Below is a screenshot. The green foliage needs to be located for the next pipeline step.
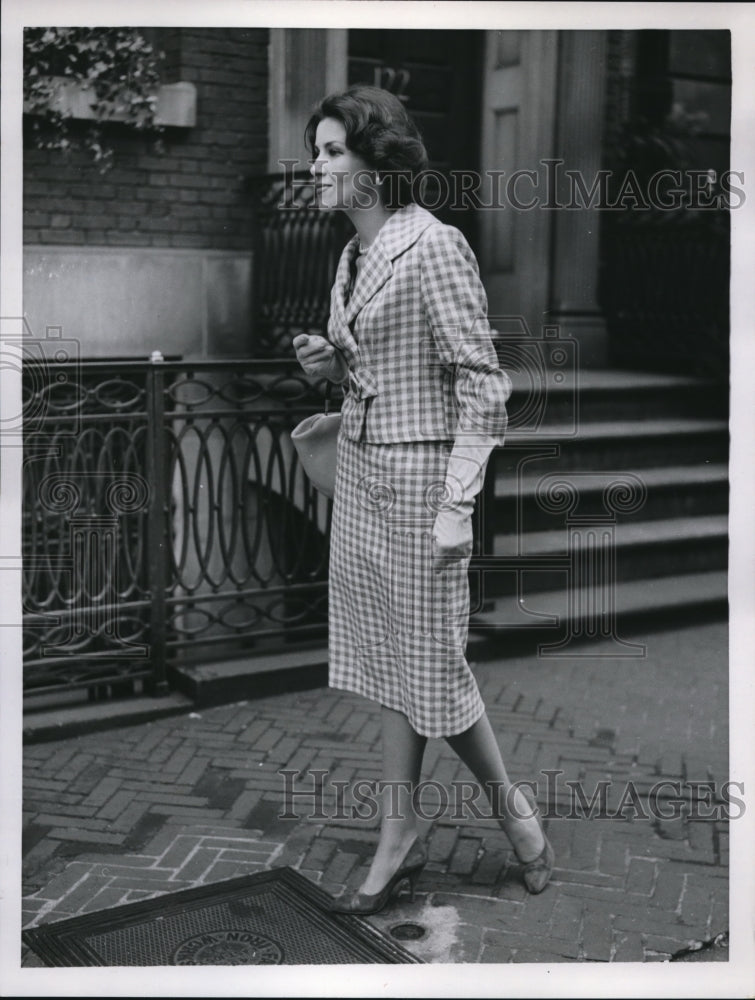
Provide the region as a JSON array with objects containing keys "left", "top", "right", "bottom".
[{"left": 24, "top": 27, "right": 166, "bottom": 172}]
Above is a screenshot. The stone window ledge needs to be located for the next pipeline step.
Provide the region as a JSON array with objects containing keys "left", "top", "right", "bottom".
[{"left": 24, "top": 78, "right": 197, "bottom": 128}]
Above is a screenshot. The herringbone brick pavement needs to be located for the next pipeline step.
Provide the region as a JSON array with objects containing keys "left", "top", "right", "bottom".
[{"left": 21, "top": 621, "right": 729, "bottom": 965}]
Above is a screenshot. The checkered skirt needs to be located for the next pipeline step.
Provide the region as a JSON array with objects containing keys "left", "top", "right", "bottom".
[{"left": 328, "top": 430, "right": 485, "bottom": 738}]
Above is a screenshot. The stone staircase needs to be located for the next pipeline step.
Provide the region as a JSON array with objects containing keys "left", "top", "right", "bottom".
[
  {"left": 466, "top": 368, "right": 728, "bottom": 657},
  {"left": 171, "top": 367, "right": 728, "bottom": 706}
]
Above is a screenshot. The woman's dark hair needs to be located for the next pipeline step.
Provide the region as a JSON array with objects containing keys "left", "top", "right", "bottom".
[{"left": 304, "top": 84, "right": 429, "bottom": 208}]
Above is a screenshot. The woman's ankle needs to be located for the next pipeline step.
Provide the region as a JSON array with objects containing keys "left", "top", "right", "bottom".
[{"left": 376, "top": 823, "right": 419, "bottom": 855}]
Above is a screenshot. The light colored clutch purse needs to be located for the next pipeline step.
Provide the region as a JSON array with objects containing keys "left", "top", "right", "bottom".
[{"left": 291, "top": 384, "right": 341, "bottom": 499}]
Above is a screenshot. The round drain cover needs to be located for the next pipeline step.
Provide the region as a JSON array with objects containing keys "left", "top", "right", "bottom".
[{"left": 389, "top": 922, "right": 426, "bottom": 941}]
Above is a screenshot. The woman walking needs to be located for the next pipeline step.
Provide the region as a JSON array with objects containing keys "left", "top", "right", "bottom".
[{"left": 293, "top": 85, "right": 553, "bottom": 914}]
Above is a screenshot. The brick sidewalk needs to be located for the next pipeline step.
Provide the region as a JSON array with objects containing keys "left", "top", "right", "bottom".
[{"left": 21, "top": 621, "right": 729, "bottom": 965}]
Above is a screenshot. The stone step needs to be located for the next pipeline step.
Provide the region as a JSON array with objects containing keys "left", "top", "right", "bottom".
[
  {"left": 467, "top": 569, "right": 728, "bottom": 659},
  {"left": 495, "top": 512, "right": 728, "bottom": 553},
  {"left": 491, "top": 463, "right": 729, "bottom": 526},
  {"left": 505, "top": 368, "right": 727, "bottom": 426},
  {"left": 22, "top": 691, "right": 194, "bottom": 744},
  {"left": 476, "top": 514, "right": 728, "bottom": 595},
  {"left": 169, "top": 643, "right": 329, "bottom": 708},
  {"left": 499, "top": 417, "right": 728, "bottom": 470}
]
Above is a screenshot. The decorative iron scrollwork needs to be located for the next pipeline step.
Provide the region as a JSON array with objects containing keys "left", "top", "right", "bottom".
[{"left": 23, "top": 359, "right": 334, "bottom": 697}]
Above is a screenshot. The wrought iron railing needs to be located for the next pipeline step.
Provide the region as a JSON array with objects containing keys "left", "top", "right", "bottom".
[
  {"left": 248, "top": 171, "right": 353, "bottom": 357},
  {"left": 23, "top": 358, "right": 336, "bottom": 698},
  {"left": 599, "top": 212, "right": 729, "bottom": 380}
]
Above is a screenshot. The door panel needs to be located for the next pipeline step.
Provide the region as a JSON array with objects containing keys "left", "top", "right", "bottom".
[
  {"left": 347, "top": 29, "right": 484, "bottom": 248},
  {"left": 480, "top": 30, "right": 557, "bottom": 331}
]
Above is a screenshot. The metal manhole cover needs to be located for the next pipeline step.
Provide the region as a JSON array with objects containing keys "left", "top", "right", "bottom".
[
  {"left": 173, "top": 929, "right": 284, "bottom": 965},
  {"left": 23, "top": 867, "right": 423, "bottom": 966}
]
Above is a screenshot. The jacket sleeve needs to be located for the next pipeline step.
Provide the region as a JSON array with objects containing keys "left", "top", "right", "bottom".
[{"left": 419, "top": 224, "right": 511, "bottom": 445}]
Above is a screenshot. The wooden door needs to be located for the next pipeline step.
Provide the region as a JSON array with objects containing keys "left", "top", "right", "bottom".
[
  {"left": 479, "top": 30, "right": 558, "bottom": 331},
  {"left": 347, "top": 29, "right": 484, "bottom": 249}
]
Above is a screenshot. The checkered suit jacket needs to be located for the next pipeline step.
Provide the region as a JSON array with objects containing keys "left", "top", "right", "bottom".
[{"left": 326, "top": 202, "right": 511, "bottom": 444}]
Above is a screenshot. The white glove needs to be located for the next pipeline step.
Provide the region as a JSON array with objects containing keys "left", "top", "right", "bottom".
[
  {"left": 432, "top": 432, "right": 498, "bottom": 573},
  {"left": 293, "top": 334, "right": 349, "bottom": 384}
]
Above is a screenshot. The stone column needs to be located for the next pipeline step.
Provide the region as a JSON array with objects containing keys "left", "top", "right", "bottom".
[{"left": 268, "top": 29, "right": 348, "bottom": 173}]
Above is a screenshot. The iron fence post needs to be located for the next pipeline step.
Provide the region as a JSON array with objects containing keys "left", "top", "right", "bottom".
[{"left": 146, "top": 351, "right": 169, "bottom": 695}]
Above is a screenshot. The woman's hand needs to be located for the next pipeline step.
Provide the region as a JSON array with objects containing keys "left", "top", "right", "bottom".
[
  {"left": 432, "top": 508, "right": 473, "bottom": 573},
  {"left": 293, "top": 334, "right": 348, "bottom": 383},
  {"left": 431, "top": 434, "right": 497, "bottom": 573}
]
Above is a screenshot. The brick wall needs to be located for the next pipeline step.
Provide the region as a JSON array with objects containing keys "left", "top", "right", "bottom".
[{"left": 23, "top": 28, "right": 269, "bottom": 252}]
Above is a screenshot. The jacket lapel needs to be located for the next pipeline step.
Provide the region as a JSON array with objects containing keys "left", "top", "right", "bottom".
[
  {"left": 344, "top": 246, "right": 393, "bottom": 325},
  {"left": 328, "top": 235, "right": 360, "bottom": 356},
  {"left": 344, "top": 203, "right": 439, "bottom": 325},
  {"left": 331, "top": 235, "right": 358, "bottom": 324}
]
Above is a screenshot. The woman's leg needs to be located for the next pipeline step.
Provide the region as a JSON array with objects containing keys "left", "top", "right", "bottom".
[
  {"left": 445, "top": 710, "right": 545, "bottom": 862},
  {"left": 357, "top": 704, "right": 427, "bottom": 895}
]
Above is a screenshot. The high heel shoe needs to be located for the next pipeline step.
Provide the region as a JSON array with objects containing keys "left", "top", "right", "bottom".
[
  {"left": 328, "top": 837, "right": 428, "bottom": 916},
  {"left": 515, "top": 786, "right": 555, "bottom": 895}
]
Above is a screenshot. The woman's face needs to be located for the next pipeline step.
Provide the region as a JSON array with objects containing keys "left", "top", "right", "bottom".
[{"left": 310, "top": 117, "right": 378, "bottom": 211}]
